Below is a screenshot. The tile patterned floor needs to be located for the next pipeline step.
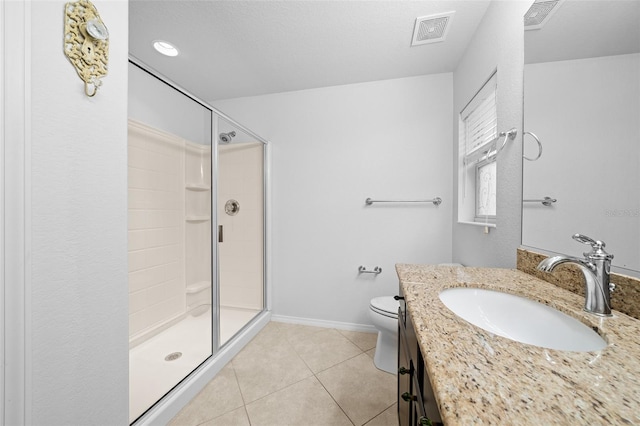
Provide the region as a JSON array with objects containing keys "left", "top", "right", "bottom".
[{"left": 169, "top": 322, "right": 398, "bottom": 426}]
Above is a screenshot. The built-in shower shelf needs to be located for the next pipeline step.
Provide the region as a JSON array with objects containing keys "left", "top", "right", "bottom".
[
  {"left": 186, "top": 281, "right": 211, "bottom": 294},
  {"left": 185, "top": 215, "right": 210, "bottom": 222},
  {"left": 185, "top": 183, "right": 210, "bottom": 191}
]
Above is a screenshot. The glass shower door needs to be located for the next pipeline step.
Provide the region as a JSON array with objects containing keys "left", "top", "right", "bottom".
[
  {"left": 216, "top": 117, "right": 265, "bottom": 344},
  {"left": 127, "top": 62, "right": 268, "bottom": 423},
  {"left": 128, "top": 62, "right": 214, "bottom": 423}
]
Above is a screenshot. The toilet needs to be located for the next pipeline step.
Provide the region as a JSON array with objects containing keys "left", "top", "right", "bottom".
[
  {"left": 369, "top": 263, "right": 463, "bottom": 374},
  {"left": 369, "top": 296, "right": 400, "bottom": 374}
]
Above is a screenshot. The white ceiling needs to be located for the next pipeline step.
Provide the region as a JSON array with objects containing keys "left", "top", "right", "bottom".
[
  {"left": 525, "top": 0, "right": 640, "bottom": 64},
  {"left": 129, "top": 0, "right": 492, "bottom": 102}
]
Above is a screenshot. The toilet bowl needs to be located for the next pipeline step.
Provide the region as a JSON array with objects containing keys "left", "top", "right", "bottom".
[
  {"left": 369, "top": 263, "right": 463, "bottom": 374},
  {"left": 369, "top": 296, "right": 399, "bottom": 374}
]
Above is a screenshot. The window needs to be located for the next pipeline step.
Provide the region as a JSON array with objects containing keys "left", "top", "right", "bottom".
[
  {"left": 458, "top": 71, "right": 498, "bottom": 226},
  {"left": 476, "top": 159, "right": 496, "bottom": 218}
]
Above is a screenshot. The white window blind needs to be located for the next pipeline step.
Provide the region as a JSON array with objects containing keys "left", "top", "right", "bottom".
[
  {"left": 458, "top": 71, "right": 498, "bottom": 224},
  {"left": 461, "top": 73, "right": 497, "bottom": 164}
]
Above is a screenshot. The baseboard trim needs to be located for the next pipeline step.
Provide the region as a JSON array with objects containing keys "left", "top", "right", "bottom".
[{"left": 271, "top": 314, "right": 376, "bottom": 333}]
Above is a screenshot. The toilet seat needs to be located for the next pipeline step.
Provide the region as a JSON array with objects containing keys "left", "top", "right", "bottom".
[
  {"left": 369, "top": 296, "right": 398, "bottom": 319},
  {"left": 369, "top": 296, "right": 399, "bottom": 373}
]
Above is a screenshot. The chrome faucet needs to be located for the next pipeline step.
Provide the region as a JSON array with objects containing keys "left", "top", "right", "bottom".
[{"left": 536, "top": 234, "right": 614, "bottom": 316}]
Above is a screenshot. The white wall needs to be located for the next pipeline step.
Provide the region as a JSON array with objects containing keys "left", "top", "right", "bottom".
[
  {"left": 28, "top": 1, "right": 129, "bottom": 424},
  {"left": 214, "top": 74, "right": 453, "bottom": 327},
  {"left": 523, "top": 54, "right": 640, "bottom": 271},
  {"left": 452, "top": 1, "right": 529, "bottom": 268}
]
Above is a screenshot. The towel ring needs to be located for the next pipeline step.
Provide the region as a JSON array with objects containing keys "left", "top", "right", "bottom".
[{"left": 523, "top": 132, "right": 542, "bottom": 161}]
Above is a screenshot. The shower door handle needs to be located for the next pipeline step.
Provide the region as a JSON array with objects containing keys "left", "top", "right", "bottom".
[{"left": 218, "top": 225, "right": 223, "bottom": 243}]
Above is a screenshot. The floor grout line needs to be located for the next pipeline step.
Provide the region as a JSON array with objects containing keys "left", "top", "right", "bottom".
[
  {"left": 362, "top": 401, "right": 397, "bottom": 426},
  {"left": 240, "top": 328, "right": 364, "bottom": 424},
  {"left": 313, "top": 348, "right": 366, "bottom": 375},
  {"left": 313, "top": 348, "right": 393, "bottom": 426},
  {"left": 229, "top": 361, "right": 249, "bottom": 407},
  {"left": 170, "top": 322, "right": 396, "bottom": 426},
  {"left": 314, "top": 369, "right": 357, "bottom": 426},
  {"left": 243, "top": 404, "right": 252, "bottom": 426},
  {"left": 243, "top": 374, "right": 314, "bottom": 407},
  {"left": 237, "top": 326, "right": 315, "bottom": 406}
]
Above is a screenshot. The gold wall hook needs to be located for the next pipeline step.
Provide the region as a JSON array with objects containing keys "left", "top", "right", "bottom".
[
  {"left": 63, "top": 0, "right": 109, "bottom": 97},
  {"left": 84, "top": 80, "right": 98, "bottom": 97}
]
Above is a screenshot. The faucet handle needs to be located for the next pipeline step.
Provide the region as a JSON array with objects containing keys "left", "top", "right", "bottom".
[
  {"left": 572, "top": 234, "right": 613, "bottom": 260},
  {"left": 572, "top": 234, "right": 604, "bottom": 248}
]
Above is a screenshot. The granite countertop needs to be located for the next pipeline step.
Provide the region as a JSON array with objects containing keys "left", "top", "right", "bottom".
[{"left": 396, "top": 263, "right": 640, "bottom": 425}]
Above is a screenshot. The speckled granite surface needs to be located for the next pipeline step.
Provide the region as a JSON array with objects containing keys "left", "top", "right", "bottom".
[
  {"left": 517, "top": 248, "right": 640, "bottom": 320},
  {"left": 397, "top": 263, "right": 640, "bottom": 425}
]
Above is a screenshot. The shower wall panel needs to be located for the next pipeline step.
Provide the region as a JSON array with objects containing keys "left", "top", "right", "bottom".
[
  {"left": 218, "top": 143, "right": 264, "bottom": 310},
  {"left": 128, "top": 121, "right": 186, "bottom": 341},
  {"left": 185, "top": 141, "right": 212, "bottom": 310}
]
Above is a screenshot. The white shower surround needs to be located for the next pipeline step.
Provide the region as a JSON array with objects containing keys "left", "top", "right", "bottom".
[
  {"left": 128, "top": 120, "right": 213, "bottom": 345},
  {"left": 128, "top": 121, "right": 187, "bottom": 342},
  {"left": 218, "top": 142, "right": 264, "bottom": 310}
]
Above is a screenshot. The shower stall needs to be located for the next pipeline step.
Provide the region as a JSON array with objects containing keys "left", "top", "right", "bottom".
[{"left": 127, "top": 62, "right": 268, "bottom": 423}]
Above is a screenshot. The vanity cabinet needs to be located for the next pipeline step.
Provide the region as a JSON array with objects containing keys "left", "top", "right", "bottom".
[{"left": 397, "top": 289, "right": 442, "bottom": 426}]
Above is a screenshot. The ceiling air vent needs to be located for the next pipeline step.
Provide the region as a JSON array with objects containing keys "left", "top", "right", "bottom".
[
  {"left": 411, "top": 11, "right": 455, "bottom": 46},
  {"left": 524, "top": 0, "right": 565, "bottom": 30}
]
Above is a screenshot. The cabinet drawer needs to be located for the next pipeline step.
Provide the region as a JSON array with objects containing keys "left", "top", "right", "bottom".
[
  {"left": 398, "top": 285, "right": 443, "bottom": 426},
  {"left": 398, "top": 319, "right": 413, "bottom": 426},
  {"left": 418, "top": 351, "right": 443, "bottom": 424}
]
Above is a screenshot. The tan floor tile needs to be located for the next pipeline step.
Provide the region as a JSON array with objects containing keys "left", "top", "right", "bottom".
[
  {"left": 339, "top": 330, "right": 378, "bottom": 351},
  {"left": 317, "top": 353, "right": 396, "bottom": 426},
  {"left": 292, "top": 328, "right": 362, "bottom": 373},
  {"left": 258, "top": 321, "right": 281, "bottom": 333},
  {"left": 270, "top": 321, "right": 326, "bottom": 342},
  {"left": 238, "top": 321, "right": 287, "bottom": 353},
  {"left": 363, "top": 403, "right": 398, "bottom": 426},
  {"left": 169, "top": 364, "right": 243, "bottom": 426},
  {"left": 245, "top": 376, "right": 353, "bottom": 426},
  {"left": 232, "top": 329, "right": 313, "bottom": 403},
  {"left": 171, "top": 323, "right": 398, "bottom": 426},
  {"left": 201, "top": 407, "right": 250, "bottom": 426}
]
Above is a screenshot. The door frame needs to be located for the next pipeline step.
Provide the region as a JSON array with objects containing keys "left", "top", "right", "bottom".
[{"left": 2, "top": 1, "right": 32, "bottom": 424}]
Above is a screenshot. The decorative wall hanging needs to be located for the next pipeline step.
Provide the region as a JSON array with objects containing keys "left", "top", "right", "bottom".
[{"left": 63, "top": 0, "right": 109, "bottom": 97}]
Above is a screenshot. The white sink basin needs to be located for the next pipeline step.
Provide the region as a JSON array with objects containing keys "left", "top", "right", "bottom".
[{"left": 439, "top": 287, "right": 607, "bottom": 352}]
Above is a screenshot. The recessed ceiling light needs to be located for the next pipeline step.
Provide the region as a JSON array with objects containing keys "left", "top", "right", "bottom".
[{"left": 153, "top": 40, "right": 179, "bottom": 57}]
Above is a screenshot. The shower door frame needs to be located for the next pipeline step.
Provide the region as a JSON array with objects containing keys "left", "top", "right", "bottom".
[
  {"left": 128, "top": 56, "right": 271, "bottom": 425},
  {"left": 214, "top": 118, "right": 269, "bottom": 347}
]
